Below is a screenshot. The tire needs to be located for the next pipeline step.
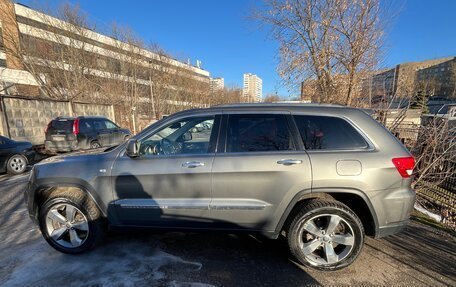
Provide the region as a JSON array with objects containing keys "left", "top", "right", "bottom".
[
  {"left": 6, "top": 154, "right": 28, "bottom": 175},
  {"left": 287, "top": 199, "right": 364, "bottom": 271},
  {"left": 38, "top": 188, "right": 105, "bottom": 254},
  {"left": 90, "top": 141, "right": 101, "bottom": 149}
]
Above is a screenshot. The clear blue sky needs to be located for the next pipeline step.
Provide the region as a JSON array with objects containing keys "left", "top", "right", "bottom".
[{"left": 18, "top": 0, "right": 456, "bottom": 98}]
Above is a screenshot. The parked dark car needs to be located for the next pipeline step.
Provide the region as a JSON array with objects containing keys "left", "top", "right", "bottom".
[
  {"left": 44, "top": 116, "right": 131, "bottom": 153},
  {"left": 0, "top": 135, "right": 35, "bottom": 175}
]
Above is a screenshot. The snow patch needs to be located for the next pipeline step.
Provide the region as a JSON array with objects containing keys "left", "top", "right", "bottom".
[
  {"left": 3, "top": 237, "right": 205, "bottom": 287},
  {"left": 414, "top": 203, "right": 441, "bottom": 222}
]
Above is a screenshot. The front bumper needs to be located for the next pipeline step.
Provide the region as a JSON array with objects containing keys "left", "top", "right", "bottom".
[{"left": 24, "top": 169, "right": 39, "bottom": 224}]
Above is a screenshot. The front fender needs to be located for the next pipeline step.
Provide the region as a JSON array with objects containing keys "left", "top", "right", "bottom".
[{"left": 30, "top": 178, "right": 109, "bottom": 220}]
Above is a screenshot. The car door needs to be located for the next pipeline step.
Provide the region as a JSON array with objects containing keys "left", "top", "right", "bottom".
[
  {"left": 93, "top": 119, "right": 112, "bottom": 146},
  {"left": 210, "top": 112, "right": 312, "bottom": 232},
  {"left": 292, "top": 113, "right": 378, "bottom": 198},
  {"left": 104, "top": 119, "right": 122, "bottom": 144},
  {"left": 110, "top": 113, "right": 221, "bottom": 227},
  {"left": 0, "top": 136, "right": 14, "bottom": 172}
]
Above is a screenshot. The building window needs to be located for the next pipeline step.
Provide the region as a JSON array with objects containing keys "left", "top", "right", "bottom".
[{"left": 0, "top": 59, "right": 6, "bottom": 67}]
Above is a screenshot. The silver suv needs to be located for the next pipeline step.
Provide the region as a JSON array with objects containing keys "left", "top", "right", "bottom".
[{"left": 25, "top": 104, "right": 415, "bottom": 270}]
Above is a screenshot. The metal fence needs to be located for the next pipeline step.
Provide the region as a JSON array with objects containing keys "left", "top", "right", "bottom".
[{"left": 385, "top": 120, "right": 455, "bottom": 228}]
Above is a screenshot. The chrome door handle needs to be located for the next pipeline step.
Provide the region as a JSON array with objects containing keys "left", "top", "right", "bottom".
[
  {"left": 182, "top": 161, "right": 205, "bottom": 168},
  {"left": 277, "top": 159, "right": 303, "bottom": 165}
]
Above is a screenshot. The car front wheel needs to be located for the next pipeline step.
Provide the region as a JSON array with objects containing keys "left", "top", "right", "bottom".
[
  {"left": 287, "top": 199, "right": 364, "bottom": 271},
  {"left": 39, "top": 189, "right": 105, "bottom": 254}
]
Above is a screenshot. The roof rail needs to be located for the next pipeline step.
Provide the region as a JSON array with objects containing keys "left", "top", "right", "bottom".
[{"left": 213, "top": 102, "right": 345, "bottom": 108}]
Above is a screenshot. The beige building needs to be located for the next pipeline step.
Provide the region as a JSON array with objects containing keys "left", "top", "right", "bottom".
[
  {"left": 363, "top": 57, "right": 456, "bottom": 100},
  {"left": 210, "top": 77, "right": 224, "bottom": 93},
  {"left": 0, "top": 0, "right": 212, "bottom": 136},
  {"left": 242, "top": 73, "right": 262, "bottom": 102}
]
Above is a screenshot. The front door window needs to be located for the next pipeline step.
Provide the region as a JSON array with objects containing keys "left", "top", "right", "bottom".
[{"left": 139, "top": 116, "right": 216, "bottom": 156}]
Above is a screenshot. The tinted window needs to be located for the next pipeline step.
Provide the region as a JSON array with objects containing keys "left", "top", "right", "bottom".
[
  {"left": 104, "top": 120, "right": 118, "bottom": 129},
  {"left": 226, "top": 114, "right": 293, "bottom": 152},
  {"left": 50, "top": 119, "right": 73, "bottom": 132},
  {"left": 79, "top": 119, "right": 93, "bottom": 132},
  {"left": 294, "top": 115, "right": 368, "bottom": 150},
  {"left": 92, "top": 119, "right": 107, "bottom": 130},
  {"left": 140, "top": 116, "right": 216, "bottom": 155}
]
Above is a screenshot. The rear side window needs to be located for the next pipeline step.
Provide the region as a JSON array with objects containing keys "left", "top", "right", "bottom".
[
  {"left": 293, "top": 115, "right": 368, "bottom": 150},
  {"left": 104, "top": 120, "right": 118, "bottom": 129},
  {"left": 79, "top": 119, "right": 93, "bottom": 132},
  {"left": 226, "top": 114, "right": 294, "bottom": 152},
  {"left": 92, "top": 119, "right": 107, "bottom": 130}
]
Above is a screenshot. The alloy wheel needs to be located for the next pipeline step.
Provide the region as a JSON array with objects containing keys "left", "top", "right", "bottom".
[
  {"left": 9, "top": 155, "right": 26, "bottom": 173},
  {"left": 91, "top": 142, "right": 101, "bottom": 149},
  {"left": 45, "top": 203, "right": 89, "bottom": 248},
  {"left": 297, "top": 214, "right": 355, "bottom": 266}
]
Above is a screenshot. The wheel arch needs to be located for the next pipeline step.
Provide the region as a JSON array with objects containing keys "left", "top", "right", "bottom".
[
  {"left": 272, "top": 188, "right": 378, "bottom": 238},
  {"left": 33, "top": 181, "right": 107, "bottom": 220}
]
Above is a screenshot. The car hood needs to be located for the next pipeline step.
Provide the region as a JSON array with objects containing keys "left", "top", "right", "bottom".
[{"left": 39, "top": 147, "right": 113, "bottom": 164}]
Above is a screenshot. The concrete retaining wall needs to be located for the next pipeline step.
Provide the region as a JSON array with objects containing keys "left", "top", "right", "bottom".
[{"left": 0, "top": 96, "right": 114, "bottom": 145}]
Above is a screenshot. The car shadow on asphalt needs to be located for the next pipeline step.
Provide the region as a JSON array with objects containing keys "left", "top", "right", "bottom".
[
  {"left": 103, "top": 229, "right": 321, "bottom": 286},
  {"left": 367, "top": 222, "right": 456, "bottom": 286}
]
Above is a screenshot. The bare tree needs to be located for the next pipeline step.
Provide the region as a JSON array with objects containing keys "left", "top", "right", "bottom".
[
  {"left": 1, "top": 3, "right": 102, "bottom": 103},
  {"left": 263, "top": 94, "right": 281, "bottom": 102},
  {"left": 254, "top": 0, "right": 387, "bottom": 105},
  {"left": 412, "top": 117, "right": 455, "bottom": 189}
]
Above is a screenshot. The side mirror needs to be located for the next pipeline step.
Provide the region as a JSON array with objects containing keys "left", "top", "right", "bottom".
[
  {"left": 181, "top": 131, "right": 192, "bottom": 141},
  {"left": 126, "top": 139, "right": 139, "bottom": 158}
]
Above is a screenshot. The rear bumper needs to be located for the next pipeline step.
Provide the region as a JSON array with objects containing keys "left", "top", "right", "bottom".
[
  {"left": 376, "top": 219, "right": 409, "bottom": 238},
  {"left": 45, "top": 140, "right": 78, "bottom": 152},
  {"left": 370, "top": 186, "right": 415, "bottom": 238}
]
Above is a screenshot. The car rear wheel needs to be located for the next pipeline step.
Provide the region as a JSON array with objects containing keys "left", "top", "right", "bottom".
[
  {"left": 6, "top": 154, "right": 28, "bottom": 175},
  {"left": 90, "top": 141, "right": 101, "bottom": 149},
  {"left": 287, "top": 199, "right": 364, "bottom": 271},
  {"left": 39, "top": 189, "right": 105, "bottom": 254}
]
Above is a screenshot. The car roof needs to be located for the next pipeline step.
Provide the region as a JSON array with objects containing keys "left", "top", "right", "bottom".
[
  {"left": 214, "top": 102, "right": 344, "bottom": 108},
  {"left": 52, "top": 116, "right": 108, "bottom": 120},
  {"left": 168, "top": 103, "right": 362, "bottom": 118}
]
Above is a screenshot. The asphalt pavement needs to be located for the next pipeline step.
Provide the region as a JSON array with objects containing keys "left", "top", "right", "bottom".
[{"left": 0, "top": 173, "right": 455, "bottom": 287}]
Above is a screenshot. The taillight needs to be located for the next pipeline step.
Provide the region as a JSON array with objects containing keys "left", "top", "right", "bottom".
[
  {"left": 45, "top": 121, "right": 52, "bottom": 133},
  {"left": 73, "top": 119, "right": 80, "bottom": 135},
  {"left": 392, "top": 157, "right": 415, "bottom": 178}
]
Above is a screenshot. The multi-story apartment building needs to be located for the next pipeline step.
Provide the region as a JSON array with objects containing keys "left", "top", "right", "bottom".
[
  {"left": 0, "top": 0, "right": 211, "bottom": 129},
  {"left": 363, "top": 57, "right": 456, "bottom": 100},
  {"left": 242, "top": 73, "right": 262, "bottom": 102},
  {"left": 210, "top": 77, "right": 224, "bottom": 93}
]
